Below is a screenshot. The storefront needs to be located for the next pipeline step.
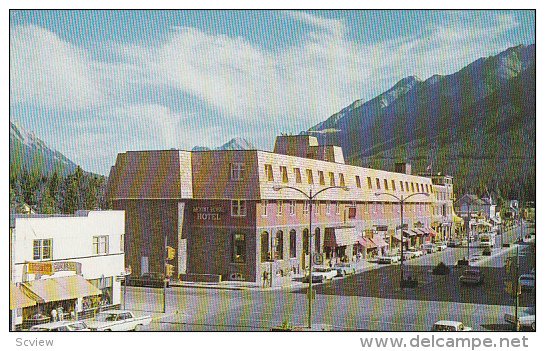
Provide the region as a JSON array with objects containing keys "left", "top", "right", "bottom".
[{"left": 324, "top": 226, "right": 358, "bottom": 262}]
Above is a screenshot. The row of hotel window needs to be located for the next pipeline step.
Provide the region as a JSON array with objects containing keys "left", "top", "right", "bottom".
[
  {"left": 232, "top": 228, "right": 333, "bottom": 264},
  {"left": 231, "top": 199, "right": 451, "bottom": 217},
  {"left": 230, "top": 162, "right": 438, "bottom": 194},
  {"left": 32, "top": 235, "right": 123, "bottom": 260}
]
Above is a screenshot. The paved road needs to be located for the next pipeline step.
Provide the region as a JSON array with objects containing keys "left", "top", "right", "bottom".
[{"left": 124, "top": 223, "right": 534, "bottom": 331}]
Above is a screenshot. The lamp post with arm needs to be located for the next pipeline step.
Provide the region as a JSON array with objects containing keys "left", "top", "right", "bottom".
[
  {"left": 375, "top": 192, "right": 430, "bottom": 289},
  {"left": 273, "top": 185, "right": 349, "bottom": 329}
]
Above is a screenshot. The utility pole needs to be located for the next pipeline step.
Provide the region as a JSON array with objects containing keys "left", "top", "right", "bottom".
[
  {"left": 163, "top": 235, "right": 167, "bottom": 314},
  {"left": 515, "top": 243, "right": 520, "bottom": 331}
]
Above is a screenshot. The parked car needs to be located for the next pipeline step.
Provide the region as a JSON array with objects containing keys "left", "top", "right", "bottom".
[
  {"left": 87, "top": 310, "right": 152, "bottom": 331},
  {"left": 504, "top": 306, "right": 535, "bottom": 331},
  {"left": 128, "top": 272, "right": 170, "bottom": 288},
  {"left": 422, "top": 243, "right": 437, "bottom": 254},
  {"left": 436, "top": 242, "right": 448, "bottom": 251},
  {"left": 303, "top": 266, "right": 336, "bottom": 283},
  {"left": 378, "top": 255, "right": 400, "bottom": 264},
  {"left": 271, "top": 323, "right": 333, "bottom": 331},
  {"left": 519, "top": 274, "right": 535, "bottom": 291},
  {"left": 334, "top": 263, "right": 356, "bottom": 277},
  {"left": 30, "top": 320, "right": 90, "bottom": 331},
  {"left": 432, "top": 320, "right": 472, "bottom": 331},
  {"left": 459, "top": 268, "right": 484, "bottom": 285},
  {"left": 406, "top": 248, "right": 423, "bottom": 257},
  {"left": 447, "top": 240, "right": 458, "bottom": 247}
]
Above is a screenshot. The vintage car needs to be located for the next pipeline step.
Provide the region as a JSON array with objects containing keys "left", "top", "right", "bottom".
[
  {"left": 87, "top": 310, "right": 152, "bottom": 331},
  {"left": 29, "top": 320, "right": 89, "bottom": 331},
  {"left": 505, "top": 306, "right": 535, "bottom": 331},
  {"left": 432, "top": 320, "right": 472, "bottom": 331}
]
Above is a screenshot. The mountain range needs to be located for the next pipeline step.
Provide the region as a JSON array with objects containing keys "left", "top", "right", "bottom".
[
  {"left": 192, "top": 137, "right": 256, "bottom": 151},
  {"left": 308, "top": 44, "right": 535, "bottom": 201}
]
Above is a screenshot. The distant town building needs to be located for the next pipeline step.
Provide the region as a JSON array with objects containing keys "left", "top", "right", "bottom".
[
  {"left": 107, "top": 135, "right": 454, "bottom": 287},
  {"left": 9, "top": 210, "right": 125, "bottom": 330}
]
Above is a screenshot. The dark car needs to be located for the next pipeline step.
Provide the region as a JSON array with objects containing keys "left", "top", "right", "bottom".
[{"left": 129, "top": 272, "right": 170, "bottom": 288}]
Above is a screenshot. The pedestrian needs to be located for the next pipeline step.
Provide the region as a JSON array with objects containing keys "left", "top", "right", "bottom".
[
  {"left": 50, "top": 308, "right": 58, "bottom": 322},
  {"left": 70, "top": 310, "right": 76, "bottom": 320},
  {"left": 57, "top": 306, "right": 64, "bottom": 321},
  {"left": 262, "top": 271, "right": 269, "bottom": 288}
]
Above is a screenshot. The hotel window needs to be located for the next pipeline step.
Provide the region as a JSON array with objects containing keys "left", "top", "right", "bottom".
[
  {"left": 355, "top": 175, "right": 361, "bottom": 188},
  {"left": 306, "top": 169, "right": 314, "bottom": 184},
  {"left": 289, "top": 200, "right": 296, "bottom": 216},
  {"left": 277, "top": 200, "right": 283, "bottom": 215},
  {"left": 376, "top": 178, "right": 381, "bottom": 189},
  {"left": 261, "top": 200, "right": 268, "bottom": 216},
  {"left": 384, "top": 179, "right": 389, "bottom": 190},
  {"left": 294, "top": 168, "right": 302, "bottom": 183},
  {"left": 335, "top": 201, "right": 341, "bottom": 215},
  {"left": 425, "top": 184, "right": 429, "bottom": 193},
  {"left": 339, "top": 173, "right": 345, "bottom": 187},
  {"left": 33, "top": 239, "right": 52, "bottom": 260},
  {"left": 265, "top": 164, "right": 274, "bottom": 181},
  {"left": 367, "top": 177, "right": 372, "bottom": 189},
  {"left": 391, "top": 180, "right": 396, "bottom": 191},
  {"left": 329, "top": 172, "right": 335, "bottom": 186},
  {"left": 93, "top": 236, "right": 109, "bottom": 255},
  {"left": 303, "top": 201, "right": 310, "bottom": 214},
  {"left": 230, "top": 162, "right": 245, "bottom": 181},
  {"left": 231, "top": 200, "right": 247, "bottom": 217},
  {"left": 261, "top": 232, "right": 270, "bottom": 262},
  {"left": 315, "top": 228, "right": 321, "bottom": 253},
  {"left": 303, "top": 229, "right": 309, "bottom": 255},
  {"left": 289, "top": 230, "right": 297, "bottom": 258},
  {"left": 411, "top": 183, "right": 415, "bottom": 192},
  {"left": 326, "top": 201, "right": 331, "bottom": 215},
  {"left": 405, "top": 181, "right": 409, "bottom": 192},
  {"left": 400, "top": 181, "right": 404, "bottom": 192},
  {"left": 274, "top": 231, "right": 284, "bottom": 260},
  {"left": 348, "top": 205, "right": 356, "bottom": 219},
  {"left": 233, "top": 233, "right": 246, "bottom": 263},
  {"left": 280, "top": 166, "right": 288, "bottom": 183},
  {"left": 319, "top": 171, "right": 325, "bottom": 185}
]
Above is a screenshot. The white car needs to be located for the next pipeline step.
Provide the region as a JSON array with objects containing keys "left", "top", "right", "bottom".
[
  {"left": 422, "top": 243, "right": 437, "bottom": 254},
  {"left": 406, "top": 248, "right": 423, "bottom": 257},
  {"left": 504, "top": 306, "right": 535, "bottom": 331},
  {"left": 312, "top": 266, "right": 337, "bottom": 281},
  {"left": 435, "top": 242, "right": 448, "bottom": 251},
  {"left": 432, "top": 320, "right": 472, "bottom": 331},
  {"left": 378, "top": 255, "right": 400, "bottom": 264},
  {"left": 87, "top": 310, "right": 152, "bottom": 331},
  {"left": 30, "top": 320, "right": 89, "bottom": 331}
]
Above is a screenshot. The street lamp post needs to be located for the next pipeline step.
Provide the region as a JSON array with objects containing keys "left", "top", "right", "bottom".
[
  {"left": 375, "top": 192, "right": 430, "bottom": 289},
  {"left": 273, "top": 185, "right": 349, "bottom": 329}
]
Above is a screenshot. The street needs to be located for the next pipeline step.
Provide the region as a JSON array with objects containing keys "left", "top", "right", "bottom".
[{"left": 123, "top": 223, "right": 534, "bottom": 331}]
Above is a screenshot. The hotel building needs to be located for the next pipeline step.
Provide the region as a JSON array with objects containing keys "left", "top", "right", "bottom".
[{"left": 107, "top": 135, "right": 454, "bottom": 286}]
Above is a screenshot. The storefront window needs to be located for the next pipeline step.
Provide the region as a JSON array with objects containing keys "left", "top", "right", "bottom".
[
  {"left": 303, "top": 229, "right": 309, "bottom": 255},
  {"left": 289, "top": 230, "right": 296, "bottom": 258},
  {"left": 261, "top": 232, "right": 270, "bottom": 262},
  {"left": 274, "top": 231, "right": 284, "bottom": 260},
  {"left": 233, "top": 233, "right": 246, "bottom": 263}
]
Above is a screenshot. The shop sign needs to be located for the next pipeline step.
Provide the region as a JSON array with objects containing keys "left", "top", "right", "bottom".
[
  {"left": 53, "top": 261, "right": 81, "bottom": 274},
  {"left": 27, "top": 262, "right": 53, "bottom": 275},
  {"left": 193, "top": 206, "right": 224, "bottom": 221}
]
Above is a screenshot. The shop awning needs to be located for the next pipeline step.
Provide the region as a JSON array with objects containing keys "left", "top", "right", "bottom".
[
  {"left": 427, "top": 228, "right": 438, "bottom": 237},
  {"left": 357, "top": 237, "right": 376, "bottom": 249},
  {"left": 324, "top": 227, "right": 358, "bottom": 247},
  {"left": 393, "top": 233, "right": 409, "bottom": 243},
  {"left": 370, "top": 236, "right": 389, "bottom": 248},
  {"left": 10, "top": 283, "right": 36, "bottom": 310},
  {"left": 413, "top": 228, "right": 427, "bottom": 236},
  {"left": 23, "top": 275, "right": 101, "bottom": 303},
  {"left": 403, "top": 230, "right": 417, "bottom": 237}
]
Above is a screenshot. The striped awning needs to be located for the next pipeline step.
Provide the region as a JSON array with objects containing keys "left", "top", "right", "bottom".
[
  {"left": 403, "top": 230, "right": 417, "bottom": 237},
  {"left": 370, "top": 236, "right": 389, "bottom": 248},
  {"left": 22, "top": 275, "right": 101, "bottom": 303},
  {"left": 357, "top": 237, "right": 376, "bottom": 249},
  {"left": 324, "top": 227, "right": 358, "bottom": 247},
  {"left": 10, "top": 283, "right": 36, "bottom": 310}
]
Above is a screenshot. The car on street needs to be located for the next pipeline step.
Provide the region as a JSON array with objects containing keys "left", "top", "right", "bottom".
[
  {"left": 87, "top": 310, "right": 152, "bottom": 331},
  {"left": 431, "top": 320, "right": 473, "bottom": 331},
  {"left": 303, "top": 266, "right": 336, "bottom": 283},
  {"left": 128, "top": 272, "right": 170, "bottom": 288},
  {"left": 29, "top": 320, "right": 90, "bottom": 331},
  {"left": 435, "top": 242, "right": 448, "bottom": 251},
  {"left": 504, "top": 306, "right": 535, "bottom": 331},
  {"left": 519, "top": 274, "right": 535, "bottom": 291},
  {"left": 422, "top": 243, "right": 437, "bottom": 254},
  {"left": 406, "top": 248, "right": 424, "bottom": 257},
  {"left": 377, "top": 255, "right": 400, "bottom": 264},
  {"left": 447, "top": 239, "right": 460, "bottom": 247},
  {"left": 459, "top": 268, "right": 484, "bottom": 285},
  {"left": 334, "top": 263, "right": 356, "bottom": 277},
  {"left": 460, "top": 239, "right": 469, "bottom": 247}
]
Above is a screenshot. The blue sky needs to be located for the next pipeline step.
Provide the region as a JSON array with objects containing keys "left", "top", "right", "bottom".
[{"left": 10, "top": 10, "right": 535, "bottom": 175}]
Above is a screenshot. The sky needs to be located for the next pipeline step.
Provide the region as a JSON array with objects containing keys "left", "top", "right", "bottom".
[{"left": 9, "top": 10, "right": 535, "bottom": 175}]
